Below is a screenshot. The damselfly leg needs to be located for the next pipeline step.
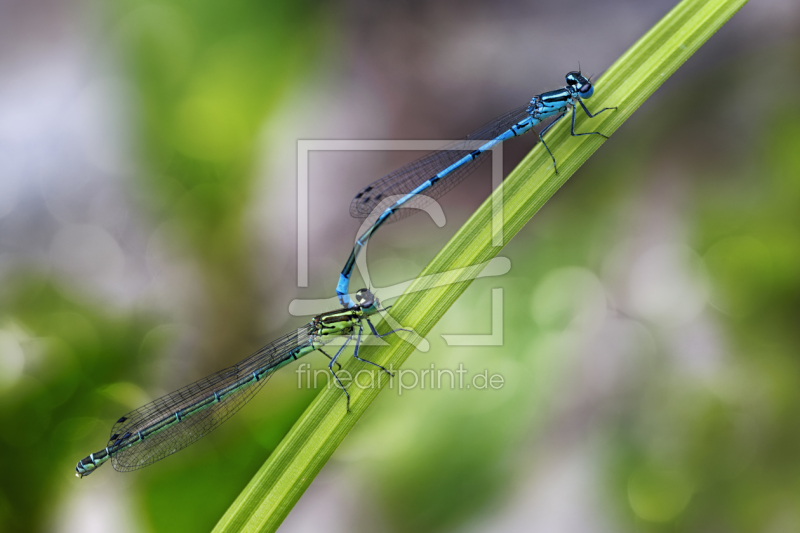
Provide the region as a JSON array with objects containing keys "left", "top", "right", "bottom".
[
  {"left": 537, "top": 112, "right": 566, "bottom": 172},
  {"left": 328, "top": 336, "right": 353, "bottom": 410},
  {"left": 570, "top": 100, "right": 617, "bottom": 139},
  {"left": 319, "top": 348, "right": 342, "bottom": 370},
  {"left": 352, "top": 322, "right": 394, "bottom": 377}
]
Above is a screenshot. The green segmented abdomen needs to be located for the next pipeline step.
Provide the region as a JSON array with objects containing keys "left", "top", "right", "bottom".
[{"left": 104, "top": 324, "right": 316, "bottom": 472}]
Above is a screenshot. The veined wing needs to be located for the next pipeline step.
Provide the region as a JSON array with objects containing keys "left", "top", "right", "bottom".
[
  {"left": 107, "top": 323, "right": 315, "bottom": 472},
  {"left": 349, "top": 104, "right": 532, "bottom": 224}
]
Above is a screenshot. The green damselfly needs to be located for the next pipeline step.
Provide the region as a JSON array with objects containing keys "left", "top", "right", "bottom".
[{"left": 76, "top": 289, "right": 400, "bottom": 477}]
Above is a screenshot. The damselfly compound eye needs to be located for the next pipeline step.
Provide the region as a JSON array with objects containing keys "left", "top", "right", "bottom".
[{"left": 355, "top": 289, "right": 375, "bottom": 308}]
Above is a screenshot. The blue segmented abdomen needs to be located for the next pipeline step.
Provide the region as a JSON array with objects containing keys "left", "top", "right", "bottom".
[{"left": 350, "top": 105, "right": 534, "bottom": 225}]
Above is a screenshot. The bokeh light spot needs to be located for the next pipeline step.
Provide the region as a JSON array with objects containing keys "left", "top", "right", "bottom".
[
  {"left": 116, "top": 4, "right": 196, "bottom": 86},
  {"left": 0, "top": 329, "right": 25, "bottom": 390},
  {"left": 704, "top": 235, "right": 773, "bottom": 316},
  {"left": 628, "top": 244, "right": 708, "bottom": 326},
  {"left": 173, "top": 95, "right": 249, "bottom": 161},
  {"left": 50, "top": 224, "right": 125, "bottom": 285},
  {"left": 628, "top": 467, "right": 693, "bottom": 523},
  {"left": 53, "top": 417, "right": 100, "bottom": 443},
  {"left": 97, "top": 381, "right": 152, "bottom": 411},
  {"left": 531, "top": 267, "right": 607, "bottom": 332}
]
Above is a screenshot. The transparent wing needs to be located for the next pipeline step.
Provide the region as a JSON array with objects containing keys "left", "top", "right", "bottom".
[
  {"left": 350, "top": 104, "right": 532, "bottom": 224},
  {"left": 107, "top": 324, "right": 314, "bottom": 472}
]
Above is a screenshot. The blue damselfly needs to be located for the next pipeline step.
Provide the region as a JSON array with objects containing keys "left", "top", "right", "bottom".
[{"left": 336, "top": 71, "right": 615, "bottom": 307}]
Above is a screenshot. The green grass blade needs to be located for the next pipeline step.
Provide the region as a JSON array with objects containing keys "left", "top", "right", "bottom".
[{"left": 213, "top": 0, "right": 748, "bottom": 530}]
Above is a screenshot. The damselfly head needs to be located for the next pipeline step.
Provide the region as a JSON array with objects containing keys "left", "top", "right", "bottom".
[
  {"left": 354, "top": 288, "right": 377, "bottom": 310},
  {"left": 566, "top": 71, "right": 594, "bottom": 99}
]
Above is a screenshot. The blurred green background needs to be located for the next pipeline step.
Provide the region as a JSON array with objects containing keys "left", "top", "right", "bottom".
[{"left": 1, "top": 0, "right": 799, "bottom": 531}]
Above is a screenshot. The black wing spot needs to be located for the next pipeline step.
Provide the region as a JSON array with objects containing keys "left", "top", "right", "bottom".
[
  {"left": 116, "top": 416, "right": 127, "bottom": 423},
  {"left": 364, "top": 186, "right": 373, "bottom": 192},
  {"left": 355, "top": 192, "right": 363, "bottom": 199},
  {"left": 362, "top": 196, "right": 371, "bottom": 204}
]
